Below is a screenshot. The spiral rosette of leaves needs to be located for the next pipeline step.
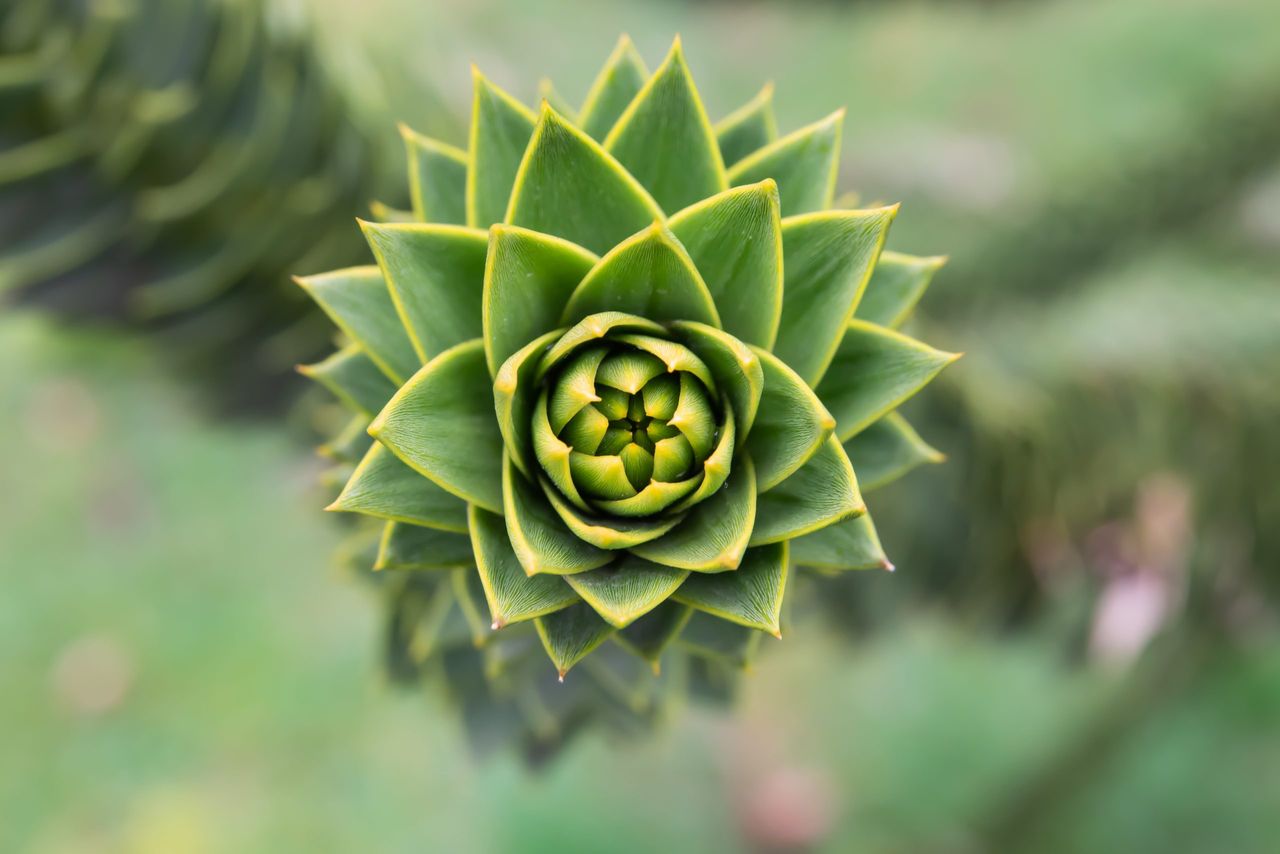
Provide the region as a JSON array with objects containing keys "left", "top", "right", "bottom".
[
  {"left": 0, "top": 0, "right": 397, "bottom": 400},
  {"left": 303, "top": 37, "right": 958, "bottom": 756}
]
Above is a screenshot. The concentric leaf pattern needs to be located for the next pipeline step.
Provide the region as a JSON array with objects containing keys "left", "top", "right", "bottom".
[{"left": 302, "top": 36, "right": 958, "bottom": 756}]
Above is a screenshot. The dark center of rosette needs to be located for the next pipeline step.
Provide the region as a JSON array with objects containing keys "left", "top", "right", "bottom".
[{"left": 532, "top": 329, "right": 725, "bottom": 519}]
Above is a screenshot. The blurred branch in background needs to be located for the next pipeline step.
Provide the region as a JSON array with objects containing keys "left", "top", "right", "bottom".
[{"left": 0, "top": 0, "right": 413, "bottom": 410}]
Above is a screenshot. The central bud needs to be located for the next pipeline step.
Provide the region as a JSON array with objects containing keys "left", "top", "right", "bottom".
[{"left": 532, "top": 324, "right": 726, "bottom": 519}]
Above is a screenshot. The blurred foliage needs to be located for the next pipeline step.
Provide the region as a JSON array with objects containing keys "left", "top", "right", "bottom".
[
  {"left": 3, "top": 313, "right": 1277, "bottom": 853},
  {"left": 0, "top": 0, "right": 408, "bottom": 408}
]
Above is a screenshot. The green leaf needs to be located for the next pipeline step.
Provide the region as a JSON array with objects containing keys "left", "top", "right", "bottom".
[
  {"left": 400, "top": 124, "right": 467, "bottom": 225},
  {"left": 727, "top": 110, "right": 843, "bottom": 217},
  {"left": 855, "top": 250, "right": 947, "bottom": 329},
  {"left": 469, "top": 506, "right": 579, "bottom": 628},
  {"left": 610, "top": 335, "right": 717, "bottom": 391},
  {"left": 668, "top": 181, "right": 783, "bottom": 348},
  {"left": 328, "top": 443, "right": 468, "bottom": 532},
  {"left": 578, "top": 34, "right": 650, "bottom": 141},
  {"left": 451, "top": 569, "right": 493, "bottom": 647},
  {"left": 506, "top": 105, "right": 663, "bottom": 255},
  {"left": 790, "top": 511, "right": 890, "bottom": 571},
  {"left": 466, "top": 68, "right": 536, "bottom": 228},
  {"left": 773, "top": 207, "right": 898, "bottom": 386},
  {"left": 564, "top": 556, "right": 689, "bottom": 628},
  {"left": 537, "top": 77, "right": 577, "bottom": 121},
  {"left": 298, "top": 346, "right": 398, "bottom": 417},
  {"left": 532, "top": 392, "right": 594, "bottom": 511},
  {"left": 502, "top": 455, "right": 614, "bottom": 576},
  {"left": 616, "top": 602, "right": 694, "bottom": 668},
  {"left": 370, "top": 340, "right": 504, "bottom": 514},
  {"left": 361, "top": 222, "right": 489, "bottom": 364},
  {"left": 593, "top": 475, "right": 703, "bottom": 518},
  {"left": 744, "top": 346, "right": 835, "bottom": 492},
  {"left": 540, "top": 477, "right": 683, "bottom": 549},
  {"left": 669, "top": 403, "right": 736, "bottom": 510},
  {"left": 538, "top": 312, "right": 665, "bottom": 376},
  {"left": 750, "top": 435, "right": 864, "bottom": 545},
  {"left": 318, "top": 415, "right": 375, "bottom": 465},
  {"left": 715, "top": 83, "right": 777, "bottom": 168},
  {"left": 671, "top": 321, "right": 763, "bottom": 442},
  {"left": 550, "top": 348, "right": 611, "bottom": 433},
  {"left": 673, "top": 542, "right": 787, "bottom": 635},
  {"left": 384, "top": 576, "right": 457, "bottom": 671},
  {"left": 483, "top": 225, "right": 598, "bottom": 375},
  {"left": 535, "top": 602, "right": 616, "bottom": 677},
  {"left": 816, "top": 319, "right": 959, "bottom": 441},
  {"left": 294, "top": 266, "right": 419, "bottom": 384},
  {"left": 678, "top": 613, "right": 763, "bottom": 669},
  {"left": 631, "top": 455, "right": 755, "bottom": 571},
  {"left": 494, "top": 329, "right": 563, "bottom": 479},
  {"left": 376, "top": 522, "right": 474, "bottom": 570},
  {"left": 844, "top": 412, "right": 944, "bottom": 491},
  {"left": 561, "top": 223, "right": 721, "bottom": 327},
  {"left": 368, "top": 200, "right": 414, "bottom": 223},
  {"left": 604, "top": 36, "right": 727, "bottom": 213}
]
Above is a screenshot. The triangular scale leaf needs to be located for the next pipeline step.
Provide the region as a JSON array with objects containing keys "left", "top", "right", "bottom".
[
  {"left": 319, "top": 415, "right": 375, "bottom": 466},
  {"left": 506, "top": 105, "right": 663, "bottom": 255},
  {"left": 562, "top": 223, "right": 721, "bottom": 328},
  {"left": 564, "top": 556, "right": 689, "bottom": 628},
  {"left": 616, "top": 602, "right": 694, "bottom": 666},
  {"left": 773, "top": 207, "right": 897, "bottom": 386},
  {"left": 299, "top": 345, "right": 398, "bottom": 417},
  {"left": 370, "top": 339, "right": 504, "bottom": 513},
  {"left": 673, "top": 542, "right": 788, "bottom": 635},
  {"left": 844, "top": 412, "right": 944, "bottom": 491},
  {"left": 329, "top": 442, "right": 468, "bottom": 532},
  {"left": 400, "top": 124, "right": 467, "bottom": 225},
  {"left": 469, "top": 506, "right": 579, "bottom": 628},
  {"left": 294, "top": 266, "right": 419, "bottom": 383},
  {"left": 678, "top": 613, "right": 763, "bottom": 669},
  {"left": 578, "top": 35, "right": 650, "bottom": 141},
  {"left": 604, "top": 37, "right": 728, "bottom": 213},
  {"left": 483, "top": 225, "right": 598, "bottom": 375},
  {"left": 855, "top": 250, "right": 947, "bottom": 329},
  {"left": 537, "top": 77, "right": 577, "bottom": 121},
  {"left": 744, "top": 346, "right": 835, "bottom": 492},
  {"left": 630, "top": 456, "right": 757, "bottom": 572},
  {"left": 466, "top": 69, "right": 536, "bottom": 228},
  {"left": 369, "top": 201, "right": 414, "bottom": 223},
  {"left": 790, "top": 511, "right": 890, "bottom": 571},
  {"left": 535, "top": 602, "right": 616, "bottom": 677},
  {"left": 495, "top": 330, "right": 563, "bottom": 479},
  {"left": 816, "top": 319, "right": 959, "bottom": 442},
  {"left": 540, "top": 477, "right": 684, "bottom": 549},
  {"left": 750, "top": 435, "right": 864, "bottom": 545},
  {"left": 451, "top": 569, "right": 493, "bottom": 647},
  {"left": 715, "top": 83, "right": 777, "bottom": 168},
  {"left": 668, "top": 181, "right": 783, "bottom": 348},
  {"left": 727, "top": 110, "right": 843, "bottom": 217},
  {"left": 503, "top": 455, "right": 614, "bottom": 576},
  {"left": 376, "top": 521, "right": 475, "bottom": 570},
  {"left": 671, "top": 321, "right": 763, "bottom": 442},
  {"left": 361, "top": 222, "right": 489, "bottom": 364},
  {"left": 538, "top": 312, "right": 665, "bottom": 377}
]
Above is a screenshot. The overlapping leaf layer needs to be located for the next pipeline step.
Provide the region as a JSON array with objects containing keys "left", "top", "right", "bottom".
[
  {"left": 0, "top": 0, "right": 399, "bottom": 402},
  {"left": 304, "top": 36, "right": 957, "bottom": 758}
]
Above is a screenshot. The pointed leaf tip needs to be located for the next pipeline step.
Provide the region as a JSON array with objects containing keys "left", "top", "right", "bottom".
[
  {"left": 507, "top": 106, "right": 662, "bottom": 253},
  {"left": 605, "top": 34, "right": 727, "bottom": 213}
]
